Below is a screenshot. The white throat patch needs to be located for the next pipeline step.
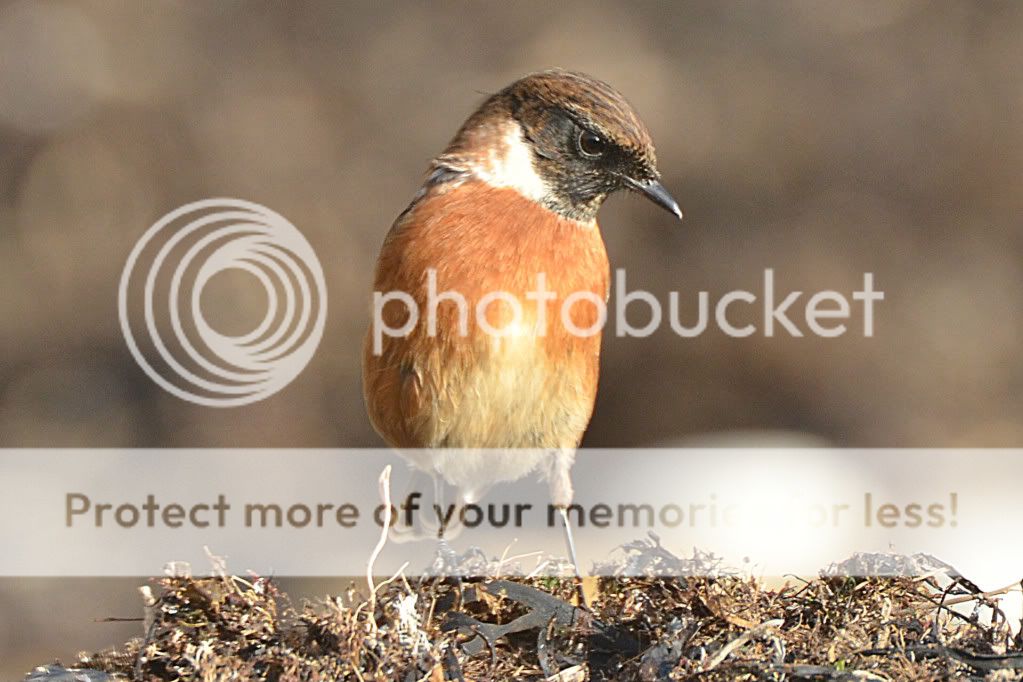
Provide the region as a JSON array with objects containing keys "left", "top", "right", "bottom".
[{"left": 470, "top": 121, "right": 550, "bottom": 202}]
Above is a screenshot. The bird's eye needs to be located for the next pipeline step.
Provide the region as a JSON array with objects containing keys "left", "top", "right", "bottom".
[{"left": 577, "top": 130, "right": 607, "bottom": 158}]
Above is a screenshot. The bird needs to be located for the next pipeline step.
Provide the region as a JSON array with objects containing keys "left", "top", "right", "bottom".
[{"left": 362, "top": 69, "right": 681, "bottom": 570}]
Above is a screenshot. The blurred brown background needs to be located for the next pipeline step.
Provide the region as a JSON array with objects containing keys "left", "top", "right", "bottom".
[{"left": 2, "top": 0, "right": 1022, "bottom": 677}]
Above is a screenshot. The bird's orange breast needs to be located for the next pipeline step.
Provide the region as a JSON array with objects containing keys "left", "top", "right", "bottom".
[{"left": 363, "top": 180, "right": 610, "bottom": 450}]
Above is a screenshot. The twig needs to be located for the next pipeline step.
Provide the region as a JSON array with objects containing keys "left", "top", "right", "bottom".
[
  {"left": 367, "top": 465, "right": 393, "bottom": 621},
  {"left": 703, "top": 619, "right": 784, "bottom": 671},
  {"left": 936, "top": 581, "right": 1020, "bottom": 607}
]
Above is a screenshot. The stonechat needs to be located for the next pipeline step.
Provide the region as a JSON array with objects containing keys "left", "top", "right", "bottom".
[{"left": 362, "top": 69, "right": 681, "bottom": 565}]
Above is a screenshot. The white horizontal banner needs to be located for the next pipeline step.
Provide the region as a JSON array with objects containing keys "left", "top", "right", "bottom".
[{"left": 0, "top": 449, "right": 1017, "bottom": 582}]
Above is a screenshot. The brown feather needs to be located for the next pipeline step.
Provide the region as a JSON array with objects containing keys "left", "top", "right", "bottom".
[{"left": 362, "top": 180, "right": 609, "bottom": 450}]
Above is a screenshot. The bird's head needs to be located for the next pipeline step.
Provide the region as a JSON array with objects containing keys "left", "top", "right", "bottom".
[{"left": 440, "top": 69, "right": 681, "bottom": 224}]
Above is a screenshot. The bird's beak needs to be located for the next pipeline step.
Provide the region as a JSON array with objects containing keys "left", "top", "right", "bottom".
[{"left": 623, "top": 177, "right": 683, "bottom": 221}]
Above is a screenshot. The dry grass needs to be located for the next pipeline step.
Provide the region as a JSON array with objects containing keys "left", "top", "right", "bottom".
[{"left": 26, "top": 547, "right": 1023, "bottom": 682}]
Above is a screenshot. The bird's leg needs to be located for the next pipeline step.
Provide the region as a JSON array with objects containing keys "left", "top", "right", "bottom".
[
  {"left": 554, "top": 508, "right": 589, "bottom": 609},
  {"left": 548, "top": 448, "right": 587, "bottom": 607},
  {"left": 548, "top": 448, "right": 575, "bottom": 509},
  {"left": 559, "top": 507, "right": 582, "bottom": 568},
  {"left": 433, "top": 472, "right": 446, "bottom": 540},
  {"left": 387, "top": 469, "right": 442, "bottom": 543}
]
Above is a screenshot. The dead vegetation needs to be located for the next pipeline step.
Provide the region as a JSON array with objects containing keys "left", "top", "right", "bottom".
[{"left": 25, "top": 544, "right": 1023, "bottom": 681}]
